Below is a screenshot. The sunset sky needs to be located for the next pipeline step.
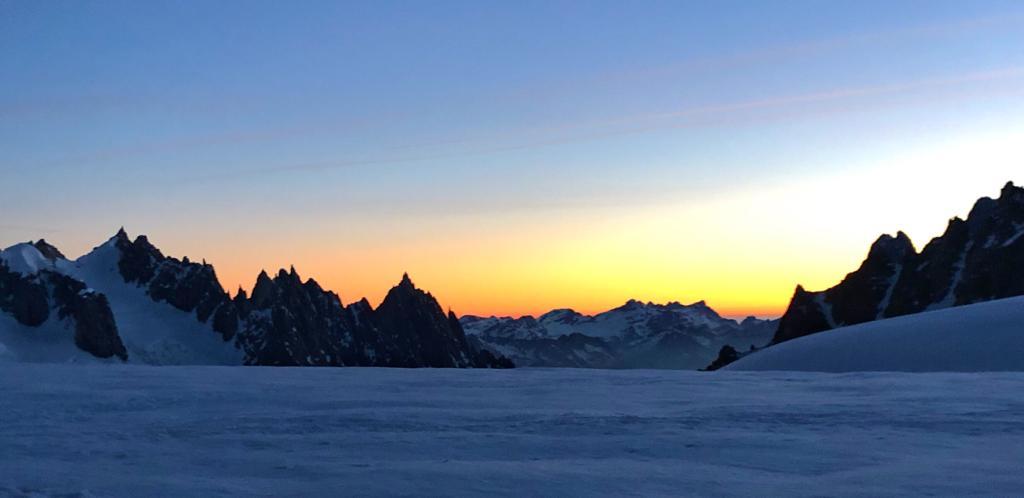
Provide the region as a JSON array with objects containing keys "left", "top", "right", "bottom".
[{"left": 3, "top": 1, "right": 1024, "bottom": 318}]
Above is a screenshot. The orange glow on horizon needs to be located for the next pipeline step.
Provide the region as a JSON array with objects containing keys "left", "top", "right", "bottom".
[{"left": 44, "top": 131, "right": 1023, "bottom": 323}]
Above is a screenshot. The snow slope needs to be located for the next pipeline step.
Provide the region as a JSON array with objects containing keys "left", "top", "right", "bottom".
[
  {"left": 2, "top": 365, "right": 1024, "bottom": 496},
  {"left": 0, "top": 313, "right": 102, "bottom": 364},
  {"left": 63, "top": 239, "right": 243, "bottom": 365},
  {"left": 729, "top": 296, "right": 1024, "bottom": 372},
  {"left": 0, "top": 243, "right": 99, "bottom": 363}
]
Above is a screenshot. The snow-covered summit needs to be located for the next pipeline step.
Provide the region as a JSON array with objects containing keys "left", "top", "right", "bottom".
[{"left": 0, "top": 242, "right": 58, "bottom": 275}]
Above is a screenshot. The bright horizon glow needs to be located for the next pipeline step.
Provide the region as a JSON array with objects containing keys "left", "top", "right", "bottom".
[{"left": 2, "top": 1, "right": 1023, "bottom": 319}]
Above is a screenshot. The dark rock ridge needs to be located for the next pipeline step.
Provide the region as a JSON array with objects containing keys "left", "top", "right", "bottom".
[
  {"left": 774, "top": 181, "right": 1024, "bottom": 345},
  {"left": 0, "top": 232, "right": 512, "bottom": 368},
  {"left": 233, "top": 268, "right": 508, "bottom": 367},
  {"left": 462, "top": 300, "right": 776, "bottom": 369},
  {"left": 112, "top": 228, "right": 239, "bottom": 341}
]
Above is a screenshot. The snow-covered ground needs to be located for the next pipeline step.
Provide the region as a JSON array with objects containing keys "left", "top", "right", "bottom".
[
  {"left": 729, "top": 296, "right": 1024, "bottom": 372},
  {"left": 3, "top": 365, "right": 1024, "bottom": 497}
]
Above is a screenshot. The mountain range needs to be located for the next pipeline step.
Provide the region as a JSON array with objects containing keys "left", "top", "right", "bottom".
[
  {"left": 708, "top": 180, "right": 1024, "bottom": 370},
  {"left": 0, "top": 229, "right": 512, "bottom": 368},
  {"left": 5, "top": 181, "right": 1021, "bottom": 371},
  {"left": 462, "top": 301, "right": 776, "bottom": 369}
]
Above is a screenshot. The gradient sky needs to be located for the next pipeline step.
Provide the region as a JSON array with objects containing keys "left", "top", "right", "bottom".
[{"left": 3, "top": 1, "right": 1024, "bottom": 318}]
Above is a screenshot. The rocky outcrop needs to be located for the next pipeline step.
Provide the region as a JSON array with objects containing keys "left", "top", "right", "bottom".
[
  {"left": 44, "top": 271, "right": 127, "bottom": 360},
  {"left": 0, "top": 262, "right": 50, "bottom": 327},
  {"left": 0, "top": 255, "right": 126, "bottom": 361},
  {"left": 703, "top": 345, "right": 740, "bottom": 371},
  {"left": 772, "top": 181, "right": 1024, "bottom": 345}
]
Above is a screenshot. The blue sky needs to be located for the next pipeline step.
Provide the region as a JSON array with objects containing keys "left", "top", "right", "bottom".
[{"left": 2, "top": 1, "right": 1024, "bottom": 315}]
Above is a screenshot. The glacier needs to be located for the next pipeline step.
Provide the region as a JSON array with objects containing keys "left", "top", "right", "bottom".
[{"left": 3, "top": 365, "right": 1024, "bottom": 496}]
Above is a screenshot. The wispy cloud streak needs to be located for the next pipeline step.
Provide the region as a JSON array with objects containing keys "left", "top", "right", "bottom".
[
  {"left": 15, "top": 10, "right": 1024, "bottom": 172},
  {"left": 189, "top": 66, "right": 1024, "bottom": 181}
]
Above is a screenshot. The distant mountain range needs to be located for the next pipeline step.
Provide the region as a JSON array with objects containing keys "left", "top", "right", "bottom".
[
  {"left": 0, "top": 229, "right": 511, "bottom": 368},
  {"left": 708, "top": 181, "right": 1024, "bottom": 370},
  {"left": 462, "top": 300, "right": 776, "bottom": 369},
  {"left": 0, "top": 229, "right": 773, "bottom": 370}
]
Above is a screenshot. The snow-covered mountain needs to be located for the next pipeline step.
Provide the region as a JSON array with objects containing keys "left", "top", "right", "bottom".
[
  {"left": 0, "top": 230, "right": 512, "bottom": 368},
  {"left": 727, "top": 296, "right": 1024, "bottom": 372},
  {"left": 462, "top": 300, "right": 776, "bottom": 369},
  {"left": 774, "top": 181, "right": 1024, "bottom": 345},
  {"left": 705, "top": 181, "right": 1024, "bottom": 371}
]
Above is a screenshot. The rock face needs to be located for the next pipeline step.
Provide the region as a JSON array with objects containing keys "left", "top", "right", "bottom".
[
  {"left": 772, "top": 181, "right": 1024, "bottom": 345},
  {"left": 0, "top": 253, "right": 126, "bottom": 360},
  {"left": 0, "top": 261, "right": 50, "bottom": 327},
  {"left": 236, "top": 268, "right": 359, "bottom": 366},
  {"left": 112, "top": 229, "right": 239, "bottom": 341},
  {"left": 0, "top": 233, "right": 512, "bottom": 368},
  {"left": 44, "top": 271, "right": 127, "bottom": 360},
  {"left": 373, "top": 274, "right": 484, "bottom": 367},
  {"left": 463, "top": 300, "right": 776, "bottom": 369},
  {"left": 233, "top": 269, "right": 509, "bottom": 368},
  {"left": 703, "top": 345, "right": 740, "bottom": 371}
]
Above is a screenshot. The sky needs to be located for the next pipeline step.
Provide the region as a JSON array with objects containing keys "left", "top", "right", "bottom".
[{"left": 2, "top": 1, "right": 1024, "bottom": 319}]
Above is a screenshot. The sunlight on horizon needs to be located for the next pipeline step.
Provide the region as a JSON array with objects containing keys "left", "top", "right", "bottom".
[{"left": 2, "top": 1, "right": 1023, "bottom": 319}]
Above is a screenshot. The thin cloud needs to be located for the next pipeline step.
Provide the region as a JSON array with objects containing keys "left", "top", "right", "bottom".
[
  {"left": 15, "top": 10, "right": 1024, "bottom": 170},
  {"left": 193, "top": 65, "right": 1024, "bottom": 181},
  {"left": 499, "top": 11, "right": 1024, "bottom": 101}
]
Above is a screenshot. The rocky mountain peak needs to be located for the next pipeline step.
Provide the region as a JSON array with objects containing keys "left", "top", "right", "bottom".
[
  {"left": 867, "top": 232, "right": 915, "bottom": 262},
  {"left": 999, "top": 180, "right": 1022, "bottom": 202},
  {"left": 771, "top": 181, "right": 1024, "bottom": 347},
  {"left": 250, "top": 270, "right": 276, "bottom": 308},
  {"left": 32, "top": 239, "right": 65, "bottom": 261},
  {"left": 114, "top": 231, "right": 165, "bottom": 284}
]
